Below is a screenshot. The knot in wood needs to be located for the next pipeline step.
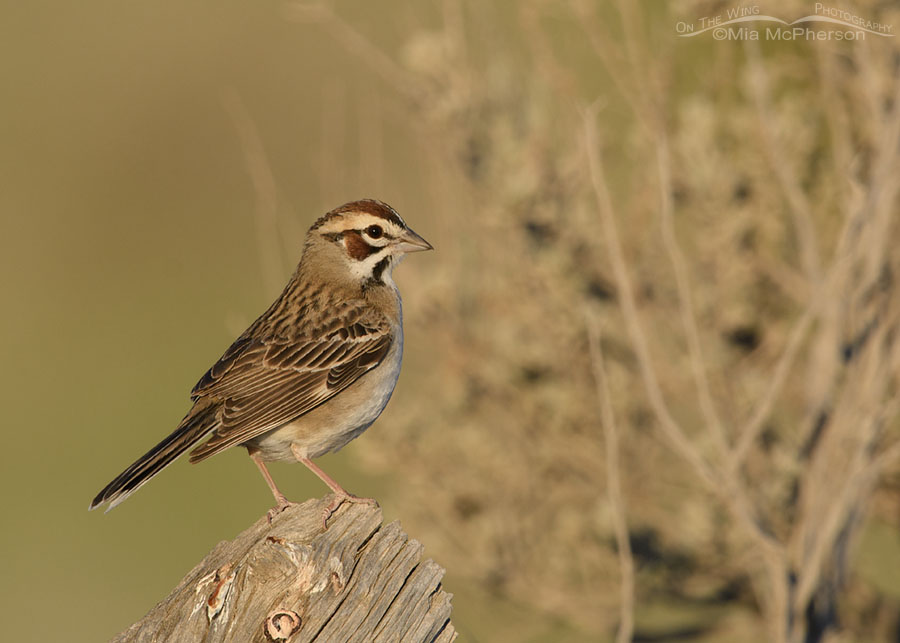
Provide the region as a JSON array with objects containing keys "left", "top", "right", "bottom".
[{"left": 264, "top": 609, "right": 302, "bottom": 641}]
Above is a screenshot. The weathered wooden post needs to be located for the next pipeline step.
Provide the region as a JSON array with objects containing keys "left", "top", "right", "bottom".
[{"left": 113, "top": 497, "right": 456, "bottom": 642}]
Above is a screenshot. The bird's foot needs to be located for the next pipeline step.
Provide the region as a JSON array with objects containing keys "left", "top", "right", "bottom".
[
  {"left": 266, "top": 494, "right": 298, "bottom": 524},
  {"left": 322, "top": 493, "right": 379, "bottom": 529}
]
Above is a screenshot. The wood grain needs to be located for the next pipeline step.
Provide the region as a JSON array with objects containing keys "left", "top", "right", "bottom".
[{"left": 112, "top": 497, "right": 456, "bottom": 643}]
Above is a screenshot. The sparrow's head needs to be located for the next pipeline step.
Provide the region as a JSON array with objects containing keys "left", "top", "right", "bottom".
[{"left": 306, "top": 199, "right": 432, "bottom": 288}]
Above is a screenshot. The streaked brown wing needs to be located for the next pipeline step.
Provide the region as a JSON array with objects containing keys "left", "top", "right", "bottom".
[
  {"left": 187, "top": 317, "right": 392, "bottom": 463},
  {"left": 190, "top": 336, "right": 266, "bottom": 399}
]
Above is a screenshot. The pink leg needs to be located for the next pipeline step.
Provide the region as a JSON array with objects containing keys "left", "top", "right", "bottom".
[
  {"left": 290, "top": 444, "right": 378, "bottom": 527},
  {"left": 250, "top": 450, "right": 296, "bottom": 522}
]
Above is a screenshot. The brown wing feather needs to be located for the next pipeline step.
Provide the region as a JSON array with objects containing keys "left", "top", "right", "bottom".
[{"left": 187, "top": 315, "right": 392, "bottom": 463}]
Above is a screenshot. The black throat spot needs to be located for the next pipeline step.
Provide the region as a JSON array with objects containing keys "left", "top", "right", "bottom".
[{"left": 371, "top": 257, "right": 391, "bottom": 284}]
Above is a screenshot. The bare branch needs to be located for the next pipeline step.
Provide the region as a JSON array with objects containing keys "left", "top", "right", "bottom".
[
  {"left": 730, "top": 308, "right": 815, "bottom": 468},
  {"left": 655, "top": 132, "right": 729, "bottom": 454},
  {"left": 745, "top": 40, "right": 821, "bottom": 287},
  {"left": 586, "top": 313, "right": 634, "bottom": 643},
  {"left": 582, "top": 106, "right": 715, "bottom": 486},
  {"left": 223, "top": 89, "right": 288, "bottom": 297},
  {"left": 284, "top": 2, "right": 418, "bottom": 101}
]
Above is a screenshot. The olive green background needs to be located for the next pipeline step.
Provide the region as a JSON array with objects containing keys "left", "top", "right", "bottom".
[{"left": 2, "top": 2, "right": 448, "bottom": 641}]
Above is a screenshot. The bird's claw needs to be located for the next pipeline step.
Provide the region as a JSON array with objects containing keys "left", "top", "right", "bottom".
[
  {"left": 322, "top": 494, "right": 379, "bottom": 529},
  {"left": 266, "top": 496, "right": 297, "bottom": 524}
]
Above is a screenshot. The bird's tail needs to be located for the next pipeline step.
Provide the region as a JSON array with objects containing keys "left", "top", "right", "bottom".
[{"left": 89, "top": 400, "right": 219, "bottom": 512}]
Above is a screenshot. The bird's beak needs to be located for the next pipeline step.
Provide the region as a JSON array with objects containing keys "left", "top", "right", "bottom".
[{"left": 394, "top": 227, "right": 433, "bottom": 253}]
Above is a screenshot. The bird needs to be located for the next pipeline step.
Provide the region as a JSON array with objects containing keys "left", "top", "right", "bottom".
[{"left": 90, "top": 199, "right": 432, "bottom": 524}]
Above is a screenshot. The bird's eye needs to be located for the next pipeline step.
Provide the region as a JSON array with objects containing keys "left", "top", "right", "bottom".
[{"left": 365, "top": 225, "right": 384, "bottom": 239}]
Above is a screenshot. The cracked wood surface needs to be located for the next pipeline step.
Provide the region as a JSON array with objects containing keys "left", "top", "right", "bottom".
[{"left": 112, "top": 497, "right": 456, "bottom": 643}]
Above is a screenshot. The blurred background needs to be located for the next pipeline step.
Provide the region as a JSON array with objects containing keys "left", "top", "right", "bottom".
[{"left": 3, "top": 1, "right": 900, "bottom": 641}]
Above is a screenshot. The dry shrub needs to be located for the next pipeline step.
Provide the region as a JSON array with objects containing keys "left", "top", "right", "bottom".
[{"left": 290, "top": 1, "right": 900, "bottom": 641}]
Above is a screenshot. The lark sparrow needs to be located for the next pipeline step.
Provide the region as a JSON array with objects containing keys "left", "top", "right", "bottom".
[{"left": 90, "top": 199, "right": 432, "bottom": 523}]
